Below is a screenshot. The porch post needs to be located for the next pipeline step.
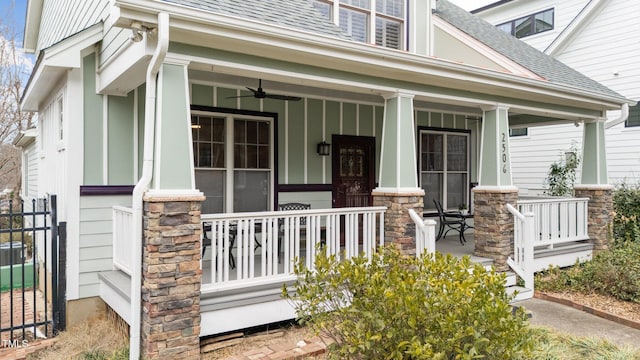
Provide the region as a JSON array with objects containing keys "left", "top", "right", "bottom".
[
  {"left": 140, "top": 59, "right": 205, "bottom": 359},
  {"left": 141, "top": 195, "right": 205, "bottom": 359},
  {"left": 473, "top": 105, "right": 517, "bottom": 271},
  {"left": 575, "top": 118, "right": 613, "bottom": 251},
  {"left": 372, "top": 92, "right": 424, "bottom": 255},
  {"left": 152, "top": 60, "right": 196, "bottom": 192}
]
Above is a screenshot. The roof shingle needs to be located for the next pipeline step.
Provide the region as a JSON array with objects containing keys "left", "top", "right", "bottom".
[
  {"left": 435, "top": 0, "right": 622, "bottom": 99},
  {"left": 161, "top": 0, "right": 349, "bottom": 39}
]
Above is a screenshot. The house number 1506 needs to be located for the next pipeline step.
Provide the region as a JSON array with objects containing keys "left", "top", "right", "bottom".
[{"left": 501, "top": 132, "right": 507, "bottom": 173}]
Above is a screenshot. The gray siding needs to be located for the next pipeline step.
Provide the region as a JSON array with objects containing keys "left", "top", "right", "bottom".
[
  {"left": 24, "top": 144, "right": 39, "bottom": 200},
  {"left": 479, "top": 0, "right": 640, "bottom": 186},
  {"left": 78, "top": 195, "right": 131, "bottom": 298},
  {"left": 37, "top": 0, "right": 108, "bottom": 52},
  {"left": 99, "top": 26, "right": 130, "bottom": 68}
]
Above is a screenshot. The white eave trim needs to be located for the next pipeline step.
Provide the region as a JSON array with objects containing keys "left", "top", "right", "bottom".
[
  {"left": 13, "top": 128, "right": 38, "bottom": 147},
  {"left": 23, "top": 0, "right": 44, "bottom": 53},
  {"left": 112, "top": 0, "right": 628, "bottom": 109},
  {"left": 545, "top": 0, "right": 605, "bottom": 56},
  {"left": 21, "top": 24, "right": 103, "bottom": 111}
]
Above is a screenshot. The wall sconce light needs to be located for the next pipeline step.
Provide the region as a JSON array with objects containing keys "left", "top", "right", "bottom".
[{"left": 317, "top": 141, "right": 330, "bottom": 156}]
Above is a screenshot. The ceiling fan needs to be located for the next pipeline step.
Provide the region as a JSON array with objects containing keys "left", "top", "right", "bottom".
[{"left": 227, "top": 79, "right": 302, "bottom": 101}]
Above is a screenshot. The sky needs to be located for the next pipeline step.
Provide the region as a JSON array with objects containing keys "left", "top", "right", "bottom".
[
  {"left": 4, "top": 0, "right": 27, "bottom": 43},
  {"left": 448, "top": 0, "right": 497, "bottom": 11}
]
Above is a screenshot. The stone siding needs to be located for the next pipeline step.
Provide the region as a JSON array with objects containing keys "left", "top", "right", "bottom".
[
  {"left": 574, "top": 186, "right": 613, "bottom": 252},
  {"left": 472, "top": 188, "right": 518, "bottom": 271},
  {"left": 141, "top": 195, "right": 205, "bottom": 360},
  {"left": 372, "top": 190, "right": 424, "bottom": 256}
]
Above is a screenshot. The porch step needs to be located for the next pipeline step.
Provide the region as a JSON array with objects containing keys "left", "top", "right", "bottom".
[
  {"left": 98, "top": 270, "right": 132, "bottom": 324},
  {"left": 469, "top": 255, "right": 494, "bottom": 271},
  {"left": 533, "top": 242, "right": 593, "bottom": 271},
  {"left": 504, "top": 271, "right": 517, "bottom": 287},
  {"left": 507, "top": 286, "right": 533, "bottom": 302}
]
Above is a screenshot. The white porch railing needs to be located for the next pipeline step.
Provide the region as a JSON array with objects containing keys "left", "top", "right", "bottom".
[
  {"left": 408, "top": 209, "right": 436, "bottom": 256},
  {"left": 200, "top": 206, "right": 386, "bottom": 291},
  {"left": 517, "top": 197, "right": 589, "bottom": 248},
  {"left": 506, "top": 204, "right": 534, "bottom": 294},
  {"left": 113, "top": 206, "right": 134, "bottom": 276}
]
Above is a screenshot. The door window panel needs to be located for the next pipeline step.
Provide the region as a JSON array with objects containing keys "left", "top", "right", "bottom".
[
  {"left": 234, "top": 171, "right": 270, "bottom": 212},
  {"left": 196, "top": 170, "right": 225, "bottom": 213},
  {"left": 420, "top": 130, "right": 470, "bottom": 212},
  {"left": 194, "top": 113, "right": 273, "bottom": 213}
]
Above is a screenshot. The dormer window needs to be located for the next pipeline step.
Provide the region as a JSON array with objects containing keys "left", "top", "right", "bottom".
[
  {"left": 312, "top": 0, "right": 406, "bottom": 50},
  {"left": 497, "top": 8, "right": 554, "bottom": 39}
]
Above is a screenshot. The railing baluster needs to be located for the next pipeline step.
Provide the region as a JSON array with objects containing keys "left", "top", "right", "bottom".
[{"left": 196, "top": 207, "right": 386, "bottom": 289}]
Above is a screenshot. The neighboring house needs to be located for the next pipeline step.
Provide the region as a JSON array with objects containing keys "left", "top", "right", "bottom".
[
  {"left": 473, "top": 0, "right": 640, "bottom": 193},
  {"left": 17, "top": 0, "right": 630, "bottom": 358}
]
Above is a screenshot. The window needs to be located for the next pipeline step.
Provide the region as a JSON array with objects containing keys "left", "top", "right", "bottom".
[
  {"left": 312, "top": 0, "right": 405, "bottom": 50},
  {"left": 497, "top": 8, "right": 554, "bottom": 39},
  {"left": 192, "top": 112, "right": 274, "bottom": 214},
  {"left": 58, "top": 97, "right": 64, "bottom": 141},
  {"left": 419, "top": 130, "right": 470, "bottom": 212},
  {"left": 509, "top": 128, "right": 528, "bottom": 137},
  {"left": 626, "top": 103, "right": 640, "bottom": 127}
]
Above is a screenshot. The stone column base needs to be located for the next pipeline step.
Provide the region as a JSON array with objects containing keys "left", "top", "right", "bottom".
[
  {"left": 574, "top": 185, "right": 614, "bottom": 252},
  {"left": 141, "top": 195, "right": 205, "bottom": 360},
  {"left": 372, "top": 189, "right": 424, "bottom": 256},
  {"left": 472, "top": 187, "right": 518, "bottom": 271}
]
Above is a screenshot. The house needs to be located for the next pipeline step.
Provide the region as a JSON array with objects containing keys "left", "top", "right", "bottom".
[
  {"left": 472, "top": 0, "right": 640, "bottom": 192},
  {"left": 17, "top": 0, "right": 630, "bottom": 358}
]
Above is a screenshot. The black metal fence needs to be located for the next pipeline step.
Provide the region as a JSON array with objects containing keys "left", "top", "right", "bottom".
[{"left": 0, "top": 195, "right": 65, "bottom": 342}]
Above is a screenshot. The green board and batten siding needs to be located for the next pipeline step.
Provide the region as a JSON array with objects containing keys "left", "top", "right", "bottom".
[
  {"left": 189, "top": 83, "right": 479, "bottom": 207},
  {"left": 79, "top": 53, "right": 143, "bottom": 297},
  {"left": 78, "top": 195, "right": 131, "bottom": 298},
  {"left": 83, "top": 53, "right": 103, "bottom": 185}
]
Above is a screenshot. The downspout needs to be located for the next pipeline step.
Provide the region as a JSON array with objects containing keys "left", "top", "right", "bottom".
[
  {"left": 604, "top": 103, "right": 629, "bottom": 129},
  {"left": 130, "top": 12, "right": 169, "bottom": 360}
]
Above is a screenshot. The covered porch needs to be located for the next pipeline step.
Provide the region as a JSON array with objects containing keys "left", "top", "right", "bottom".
[
  {"left": 95, "top": 5, "right": 625, "bottom": 358},
  {"left": 103, "top": 192, "right": 597, "bottom": 336}
]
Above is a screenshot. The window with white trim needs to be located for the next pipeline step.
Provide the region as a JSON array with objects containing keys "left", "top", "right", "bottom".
[
  {"left": 192, "top": 111, "right": 274, "bottom": 214},
  {"left": 311, "top": 0, "right": 406, "bottom": 50},
  {"left": 58, "top": 97, "right": 64, "bottom": 141},
  {"left": 497, "top": 8, "right": 554, "bottom": 39},
  {"left": 626, "top": 103, "right": 640, "bottom": 127},
  {"left": 419, "top": 129, "right": 470, "bottom": 212},
  {"left": 509, "top": 128, "right": 528, "bottom": 137}
]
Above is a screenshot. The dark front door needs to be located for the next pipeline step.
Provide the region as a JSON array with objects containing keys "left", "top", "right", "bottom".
[{"left": 332, "top": 135, "right": 375, "bottom": 208}]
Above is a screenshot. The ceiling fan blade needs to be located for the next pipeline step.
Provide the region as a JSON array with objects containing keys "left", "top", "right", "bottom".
[
  {"left": 225, "top": 95, "right": 259, "bottom": 99},
  {"left": 264, "top": 93, "right": 302, "bottom": 101}
]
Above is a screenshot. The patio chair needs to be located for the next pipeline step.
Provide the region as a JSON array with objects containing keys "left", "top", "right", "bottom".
[
  {"left": 202, "top": 222, "right": 236, "bottom": 269},
  {"left": 278, "top": 203, "right": 311, "bottom": 262},
  {"left": 433, "top": 200, "right": 467, "bottom": 245}
]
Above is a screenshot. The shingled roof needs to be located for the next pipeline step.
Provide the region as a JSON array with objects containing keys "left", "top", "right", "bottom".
[
  {"left": 161, "top": 0, "right": 349, "bottom": 39},
  {"left": 161, "top": 0, "right": 623, "bottom": 100},
  {"left": 434, "top": 0, "right": 622, "bottom": 99}
]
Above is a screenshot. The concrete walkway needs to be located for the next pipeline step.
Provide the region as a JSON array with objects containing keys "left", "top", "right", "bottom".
[{"left": 518, "top": 297, "right": 640, "bottom": 350}]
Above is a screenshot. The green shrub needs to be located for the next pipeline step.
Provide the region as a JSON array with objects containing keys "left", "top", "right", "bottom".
[
  {"left": 613, "top": 183, "right": 640, "bottom": 243},
  {"left": 283, "top": 247, "right": 534, "bottom": 359},
  {"left": 536, "top": 242, "right": 640, "bottom": 303},
  {"left": 544, "top": 146, "right": 580, "bottom": 197}
]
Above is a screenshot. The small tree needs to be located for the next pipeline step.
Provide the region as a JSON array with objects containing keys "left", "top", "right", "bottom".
[
  {"left": 545, "top": 144, "right": 580, "bottom": 197},
  {"left": 283, "top": 247, "right": 534, "bottom": 359},
  {"left": 0, "top": 1, "right": 35, "bottom": 201}
]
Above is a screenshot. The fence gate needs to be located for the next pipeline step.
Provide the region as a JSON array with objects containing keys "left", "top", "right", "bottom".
[{"left": 0, "top": 195, "right": 65, "bottom": 346}]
